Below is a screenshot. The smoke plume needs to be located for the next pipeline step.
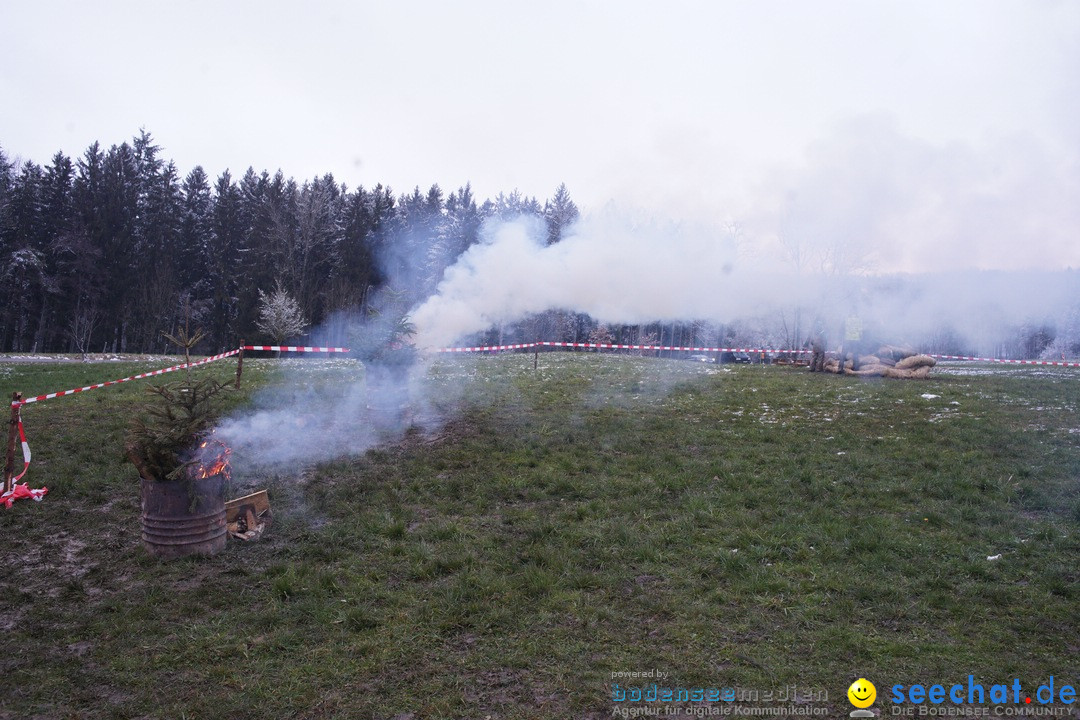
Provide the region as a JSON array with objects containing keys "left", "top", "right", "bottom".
[
  {"left": 410, "top": 207, "right": 1080, "bottom": 356},
  {"left": 409, "top": 210, "right": 821, "bottom": 350}
]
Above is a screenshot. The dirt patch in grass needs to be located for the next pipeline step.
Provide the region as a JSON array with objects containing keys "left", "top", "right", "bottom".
[{"left": 13, "top": 531, "right": 100, "bottom": 598}]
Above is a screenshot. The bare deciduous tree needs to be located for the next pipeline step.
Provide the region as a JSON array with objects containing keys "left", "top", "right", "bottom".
[{"left": 68, "top": 300, "right": 100, "bottom": 361}]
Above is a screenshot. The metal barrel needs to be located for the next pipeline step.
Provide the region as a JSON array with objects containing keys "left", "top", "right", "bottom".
[{"left": 140, "top": 475, "right": 227, "bottom": 560}]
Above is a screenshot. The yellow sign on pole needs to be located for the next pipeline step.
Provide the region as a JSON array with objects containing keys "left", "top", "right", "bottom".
[{"left": 845, "top": 316, "right": 863, "bottom": 341}]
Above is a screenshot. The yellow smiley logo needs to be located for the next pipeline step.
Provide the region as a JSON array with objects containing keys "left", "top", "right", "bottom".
[{"left": 848, "top": 678, "right": 876, "bottom": 708}]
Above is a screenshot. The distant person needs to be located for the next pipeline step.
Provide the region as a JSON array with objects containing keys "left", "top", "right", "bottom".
[
  {"left": 807, "top": 319, "right": 827, "bottom": 372},
  {"left": 836, "top": 315, "right": 864, "bottom": 373}
]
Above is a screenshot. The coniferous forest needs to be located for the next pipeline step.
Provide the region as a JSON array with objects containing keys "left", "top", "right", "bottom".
[
  {"left": 2, "top": 131, "right": 1075, "bottom": 359},
  {"left": 0, "top": 130, "right": 581, "bottom": 354}
]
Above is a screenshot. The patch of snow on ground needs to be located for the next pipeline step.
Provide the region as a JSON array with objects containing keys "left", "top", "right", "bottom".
[{"left": 936, "top": 362, "right": 1080, "bottom": 379}]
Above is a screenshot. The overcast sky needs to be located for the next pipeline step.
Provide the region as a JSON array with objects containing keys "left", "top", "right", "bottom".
[{"left": 3, "top": 0, "right": 1078, "bottom": 273}]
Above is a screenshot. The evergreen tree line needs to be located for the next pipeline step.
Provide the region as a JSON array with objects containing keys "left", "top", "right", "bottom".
[
  {"left": 0, "top": 131, "right": 581, "bottom": 354},
  {"left": 1, "top": 131, "right": 1074, "bottom": 360}
]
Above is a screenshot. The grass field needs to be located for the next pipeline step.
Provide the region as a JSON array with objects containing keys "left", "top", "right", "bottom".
[{"left": 0, "top": 352, "right": 1077, "bottom": 719}]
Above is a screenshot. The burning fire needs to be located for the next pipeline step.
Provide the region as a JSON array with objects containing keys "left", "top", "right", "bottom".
[{"left": 193, "top": 435, "right": 232, "bottom": 481}]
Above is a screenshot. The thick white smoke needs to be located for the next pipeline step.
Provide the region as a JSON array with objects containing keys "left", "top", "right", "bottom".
[
  {"left": 410, "top": 207, "right": 1080, "bottom": 356},
  {"left": 218, "top": 145, "right": 1080, "bottom": 475},
  {"left": 410, "top": 210, "right": 822, "bottom": 350},
  {"left": 214, "top": 354, "right": 482, "bottom": 477}
]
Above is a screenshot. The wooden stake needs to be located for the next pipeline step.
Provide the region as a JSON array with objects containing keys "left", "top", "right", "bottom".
[
  {"left": 235, "top": 339, "right": 245, "bottom": 389},
  {"left": 534, "top": 344, "right": 538, "bottom": 371},
  {"left": 5, "top": 392, "right": 22, "bottom": 495}
]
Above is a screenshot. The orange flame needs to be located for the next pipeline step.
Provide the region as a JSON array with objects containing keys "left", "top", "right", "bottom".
[{"left": 194, "top": 439, "right": 232, "bottom": 481}]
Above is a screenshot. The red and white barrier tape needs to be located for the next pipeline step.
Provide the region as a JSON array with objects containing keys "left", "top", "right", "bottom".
[
  {"left": 2, "top": 410, "right": 43, "bottom": 508},
  {"left": 1, "top": 482, "right": 46, "bottom": 509},
  {"left": 237, "top": 342, "right": 1080, "bottom": 367},
  {"left": 241, "top": 340, "right": 804, "bottom": 355},
  {"left": 452, "top": 341, "right": 811, "bottom": 354},
  {"left": 3, "top": 349, "right": 241, "bottom": 502},
  {"left": 928, "top": 354, "right": 1080, "bottom": 368},
  {"left": 433, "top": 342, "right": 1080, "bottom": 367},
  {"left": 243, "top": 345, "right": 351, "bottom": 353},
  {"left": 540, "top": 341, "right": 790, "bottom": 353},
  {"left": 15, "top": 349, "right": 241, "bottom": 406},
  {"left": 13, "top": 344, "right": 1074, "bottom": 411},
  {"left": 436, "top": 343, "right": 539, "bottom": 353},
  {"left": 12, "top": 414, "right": 30, "bottom": 482},
  {"left": 433, "top": 341, "right": 812, "bottom": 354}
]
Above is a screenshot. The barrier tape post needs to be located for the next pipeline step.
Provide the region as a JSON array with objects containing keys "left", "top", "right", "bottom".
[
  {"left": 4, "top": 392, "right": 20, "bottom": 495},
  {"left": 235, "top": 340, "right": 245, "bottom": 389}
]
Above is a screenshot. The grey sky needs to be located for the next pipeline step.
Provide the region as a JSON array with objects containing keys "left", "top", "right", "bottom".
[{"left": 3, "top": 0, "right": 1078, "bottom": 272}]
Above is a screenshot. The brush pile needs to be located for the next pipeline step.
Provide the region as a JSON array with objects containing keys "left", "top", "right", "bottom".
[{"left": 823, "top": 344, "right": 937, "bottom": 378}]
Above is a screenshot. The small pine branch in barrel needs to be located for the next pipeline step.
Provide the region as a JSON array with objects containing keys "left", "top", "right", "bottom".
[
  {"left": 125, "top": 376, "right": 232, "bottom": 483},
  {"left": 126, "top": 319, "right": 231, "bottom": 484}
]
